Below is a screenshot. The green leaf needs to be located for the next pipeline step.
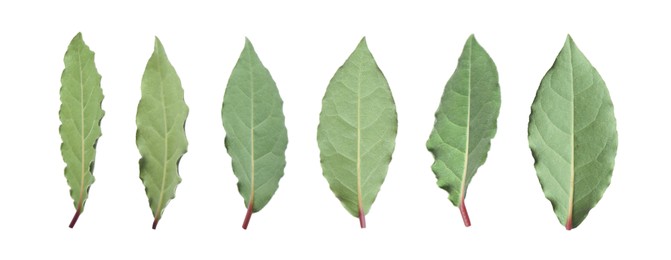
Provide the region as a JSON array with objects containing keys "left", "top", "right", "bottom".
[
  {"left": 136, "top": 37, "right": 189, "bottom": 229},
  {"left": 528, "top": 35, "right": 617, "bottom": 230},
  {"left": 317, "top": 37, "right": 397, "bottom": 228},
  {"left": 59, "top": 32, "right": 104, "bottom": 228},
  {"left": 426, "top": 35, "right": 500, "bottom": 227},
  {"left": 222, "top": 38, "right": 288, "bottom": 230}
]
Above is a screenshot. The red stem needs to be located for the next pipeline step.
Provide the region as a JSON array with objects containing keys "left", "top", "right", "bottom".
[
  {"left": 152, "top": 218, "right": 159, "bottom": 229},
  {"left": 242, "top": 200, "right": 254, "bottom": 230},
  {"left": 459, "top": 198, "right": 471, "bottom": 227},
  {"left": 358, "top": 207, "right": 366, "bottom": 229},
  {"left": 565, "top": 218, "right": 573, "bottom": 231},
  {"left": 68, "top": 208, "right": 82, "bottom": 228}
]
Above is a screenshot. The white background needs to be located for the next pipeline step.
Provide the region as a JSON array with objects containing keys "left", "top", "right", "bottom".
[{"left": 0, "top": 0, "right": 669, "bottom": 259}]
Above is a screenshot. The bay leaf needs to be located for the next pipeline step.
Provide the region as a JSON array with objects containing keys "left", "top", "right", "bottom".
[
  {"left": 136, "top": 37, "right": 189, "bottom": 229},
  {"left": 426, "top": 35, "right": 500, "bottom": 227},
  {"left": 222, "top": 38, "right": 288, "bottom": 229},
  {"left": 59, "top": 32, "right": 104, "bottom": 228},
  {"left": 317, "top": 37, "right": 397, "bottom": 228},
  {"left": 528, "top": 35, "right": 617, "bottom": 230}
]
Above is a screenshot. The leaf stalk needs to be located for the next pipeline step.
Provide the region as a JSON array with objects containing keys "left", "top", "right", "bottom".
[
  {"left": 565, "top": 218, "right": 573, "bottom": 231},
  {"left": 459, "top": 198, "right": 471, "bottom": 227},
  {"left": 358, "top": 207, "right": 366, "bottom": 229},
  {"left": 68, "top": 206, "right": 82, "bottom": 228},
  {"left": 242, "top": 200, "right": 254, "bottom": 230}
]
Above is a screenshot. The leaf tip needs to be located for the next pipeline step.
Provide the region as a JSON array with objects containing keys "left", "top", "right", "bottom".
[
  {"left": 358, "top": 36, "right": 368, "bottom": 47},
  {"left": 466, "top": 34, "right": 479, "bottom": 47},
  {"left": 243, "top": 37, "right": 254, "bottom": 50},
  {"left": 353, "top": 37, "right": 372, "bottom": 56},
  {"left": 153, "top": 36, "right": 164, "bottom": 50},
  {"left": 69, "top": 32, "right": 85, "bottom": 46},
  {"left": 565, "top": 34, "right": 576, "bottom": 47}
]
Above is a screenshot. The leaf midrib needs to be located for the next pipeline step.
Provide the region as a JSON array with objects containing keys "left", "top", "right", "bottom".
[
  {"left": 77, "top": 47, "right": 86, "bottom": 212},
  {"left": 248, "top": 49, "right": 256, "bottom": 209},
  {"left": 459, "top": 40, "right": 473, "bottom": 204},
  {"left": 356, "top": 56, "right": 363, "bottom": 215},
  {"left": 567, "top": 42, "right": 576, "bottom": 227},
  {"left": 154, "top": 50, "right": 170, "bottom": 221}
]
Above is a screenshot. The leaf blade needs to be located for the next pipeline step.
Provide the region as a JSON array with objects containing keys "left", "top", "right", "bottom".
[
  {"left": 136, "top": 37, "right": 189, "bottom": 229},
  {"left": 317, "top": 38, "right": 398, "bottom": 228},
  {"left": 528, "top": 35, "right": 617, "bottom": 229},
  {"left": 426, "top": 35, "right": 500, "bottom": 226},
  {"left": 222, "top": 38, "right": 288, "bottom": 229},
  {"left": 59, "top": 32, "right": 104, "bottom": 228}
]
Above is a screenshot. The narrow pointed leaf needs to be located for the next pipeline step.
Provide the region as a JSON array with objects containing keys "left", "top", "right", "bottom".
[
  {"left": 426, "top": 35, "right": 500, "bottom": 227},
  {"left": 317, "top": 38, "right": 397, "bottom": 228},
  {"left": 136, "top": 37, "right": 189, "bottom": 229},
  {"left": 528, "top": 35, "right": 617, "bottom": 230},
  {"left": 222, "top": 38, "right": 288, "bottom": 230},
  {"left": 59, "top": 32, "right": 104, "bottom": 228}
]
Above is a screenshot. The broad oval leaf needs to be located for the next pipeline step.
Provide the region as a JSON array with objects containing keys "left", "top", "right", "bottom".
[
  {"left": 136, "top": 37, "right": 189, "bottom": 229},
  {"left": 528, "top": 35, "right": 617, "bottom": 230},
  {"left": 426, "top": 35, "right": 500, "bottom": 227},
  {"left": 59, "top": 32, "right": 104, "bottom": 228},
  {"left": 222, "top": 38, "right": 288, "bottom": 230},
  {"left": 317, "top": 37, "right": 397, "bottom": 228}
]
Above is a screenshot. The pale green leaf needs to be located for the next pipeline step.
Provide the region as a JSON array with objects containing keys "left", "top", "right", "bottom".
[
  {"left": 59, "top": 32, "right": 104, "bottom": 228},
  {"left": 528, "top": 35, "right": 617, "bottom": 230},
  {"left": 222, "top": 38, "right": 288, "bottom": 229},
  {"left": 317, "top": 37, "right": 397, "bottom": 228},
  {"left": 136, "top": 37, "right": 189, "bottom": 229},
  {"left": 426, "top": 35, "right": 500, "bottom": 227}
]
